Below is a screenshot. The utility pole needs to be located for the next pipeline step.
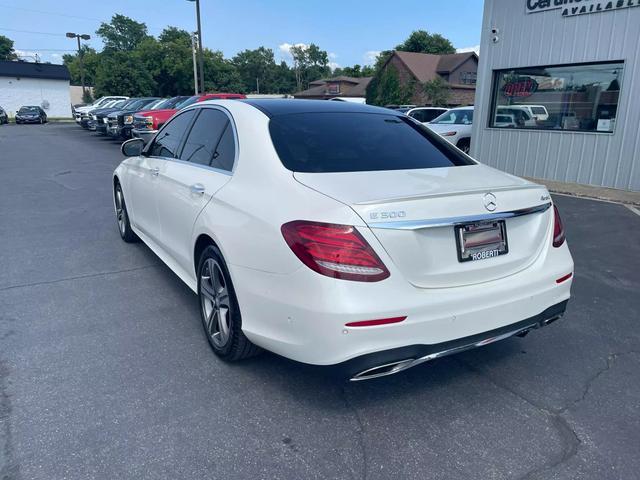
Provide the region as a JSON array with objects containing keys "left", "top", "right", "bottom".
[
  {"left": 66, "top": 32, "right": 91, "bottom": 97},
  {"left": 191, "top": 32, "right": 199, "bottom": 95},
  {"left": 187, "top": 0, "right": 205, "bottom": 94}
]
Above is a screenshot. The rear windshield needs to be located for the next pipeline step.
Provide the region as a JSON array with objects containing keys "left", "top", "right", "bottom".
[
  {"left": 269, "top": 112, "right": 474, "bottom": 173},
  {"left": 531, "top": 107, "right": 546, "bottom": 114}
]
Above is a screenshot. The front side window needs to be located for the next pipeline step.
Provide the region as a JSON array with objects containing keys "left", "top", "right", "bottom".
[
  {"left": 149, "top": 110, "right": 196, "bottom": 158},
  {"left": 269, "top": 112, "right": 474, "bottom": 173},
  {"left": 489, "top": 61, "right": 624, "bottom": 133},
  {"left": 180, "top": 109, "right": 233, "bottom": 169}
]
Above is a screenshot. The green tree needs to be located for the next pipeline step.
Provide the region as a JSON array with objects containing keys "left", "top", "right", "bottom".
[
  {"left": 291, "top": 43, "right": 330, "bottom": 91},
  {"left": 202, "top": 49, "right": 243, "bottom": 93},
  {"left": 395, "top": 30, "right": 456, "bottom": 55},
  {"left": 96, "top": 14, "right": 149, "bottom": 52},
  {"left": 271, "top": 61, "right": 297, "bottom": 94},
  {"left": 62, "top": 46, "right": 99, "bottom": 86},
  {"left": 94, "top": 51, "right": 155, "bottom": 97},
  {"left": 232, "top": 47, "right": 277, "bottom": 93},
  {"left": 332, "top": 64, "right": 375, "bottom": 78},
  {"left": 0, "top": 34, "right": 18, "bottom": 61},
  {"left": 367, "top": 65, "right": 412, "bottom": 106},
  {"left": 82, "top": 89, "right": 94, "bottom": 103},
  {"left": 422, "top": 77, "right": 451, "bottom": 106},
  {"left": 144, "top": 28, "right": 195, "bottom": 96}
]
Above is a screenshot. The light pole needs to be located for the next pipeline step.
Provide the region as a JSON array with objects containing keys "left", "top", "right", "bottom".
[
  {"left": 191, "top": 32, "right": 199, "bottom": 95},
  {"left": 66, "top": 32, "right": 91, "bottom": 97},
  {"left": 186, "top": 0, "right": 205, "bottom": 94}
]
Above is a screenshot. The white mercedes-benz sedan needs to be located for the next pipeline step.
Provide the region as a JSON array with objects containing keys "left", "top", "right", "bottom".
[{"left": 113, "top": 99, "right": 573, "bottom": 381}]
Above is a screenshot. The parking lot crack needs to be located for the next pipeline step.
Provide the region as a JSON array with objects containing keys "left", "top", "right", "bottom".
[
  {"left": 559, "top": 350, "right": 640, "bottom": 414},
  {"left": 341, "top": 386, "right": 368, "bottom": 480},
  {"left": 456, "top": 359, "right": 580, "bottom": 480},
  {"left": 0, "top": 264, "right": 159, "bottom": 292}
]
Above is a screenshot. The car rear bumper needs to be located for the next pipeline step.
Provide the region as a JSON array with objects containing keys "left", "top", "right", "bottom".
[
  {"left": 231, "top": 239, "right": 574, "bottom": 367},
  {"left": 339, "top": 300, "right": 567, "bottom": 381}
]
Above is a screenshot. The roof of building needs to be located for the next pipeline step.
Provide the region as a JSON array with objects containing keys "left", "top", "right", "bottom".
[
  {"left": 0, "top": 60, "right": 70, "bottom": 81},
  {"left": 295, "top": 77, "right": 373, "bottom": 99},
  {"left": 240, "top": 98, "right": 390, "bottom": 117},
  {"left": 391, "top": 51, "right": 478, "bottom": 83}
]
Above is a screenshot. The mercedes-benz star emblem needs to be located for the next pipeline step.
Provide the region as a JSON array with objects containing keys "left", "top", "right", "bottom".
[{"left": 483, "top": 193, "right": 497, "bottom": 212}]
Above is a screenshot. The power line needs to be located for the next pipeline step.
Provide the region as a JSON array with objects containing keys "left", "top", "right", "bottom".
[
  {"left": 15, "top": 48, "right": 78, "bottom": 52},
  {"left": 0, "top": 5, "right": 178, "bottom": 35},
  {"left": 0, "top": 27, "right": 68, "bottom": 37},
  {"left": 0, "top": 3, "right": 102, "bottom": 22}
]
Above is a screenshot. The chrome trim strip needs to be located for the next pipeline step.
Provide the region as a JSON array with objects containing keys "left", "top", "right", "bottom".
[
  {"left": 368, "top": 202, "right": 551, "bottom": 230},
  {"left": 350, "top": 322, "right": 541, "bottom": 382}
]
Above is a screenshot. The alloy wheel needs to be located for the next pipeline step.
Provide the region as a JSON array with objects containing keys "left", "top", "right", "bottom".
[
  {"left": 200, "top": 258, "right": 232, "bottom": 348},
  {"left": 115, "top": 186, "right": 126, "bottom": 236}
]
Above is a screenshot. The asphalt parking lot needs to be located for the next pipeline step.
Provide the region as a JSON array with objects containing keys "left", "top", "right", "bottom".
[{"left": 1, "top": 122, "right": 639, "bottom": 480}]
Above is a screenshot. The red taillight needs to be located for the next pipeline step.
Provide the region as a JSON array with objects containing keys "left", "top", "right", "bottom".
[
  {"left": 281, "top": 220, "right": 390, "bottom": 282},
  {"left": 552, "top": 205, "right": 566, "bottom": 247}
]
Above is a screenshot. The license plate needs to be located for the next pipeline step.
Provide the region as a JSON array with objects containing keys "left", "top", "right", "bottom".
[{"left": 455, "top": 220, "right": 508, "bottom": 262}]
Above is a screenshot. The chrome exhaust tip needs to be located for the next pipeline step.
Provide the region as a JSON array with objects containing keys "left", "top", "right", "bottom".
[{"left": 350, "top": 358, "right": 416, "bottom": 382}]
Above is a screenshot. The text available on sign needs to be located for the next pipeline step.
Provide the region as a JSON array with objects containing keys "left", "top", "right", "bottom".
[{"left": 526, "top": 0, "right": 640, "bottom": 17}]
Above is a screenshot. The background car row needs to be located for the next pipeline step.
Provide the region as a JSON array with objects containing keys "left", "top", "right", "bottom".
[
  {"left": 0, "top": 104, "right": 48, "bottom": 124},
  {"left": 73, "top": 93, "right": 246, "bottom": 142}
]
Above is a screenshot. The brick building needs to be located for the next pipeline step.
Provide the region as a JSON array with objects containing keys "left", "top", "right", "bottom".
[{"left": 380, "top": 51, "right": 478, "bottom": 106}]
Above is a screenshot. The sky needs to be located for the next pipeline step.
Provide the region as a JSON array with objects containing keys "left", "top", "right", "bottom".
[{"left": 0, "top": 0, "right": 483, "bottom": 66}]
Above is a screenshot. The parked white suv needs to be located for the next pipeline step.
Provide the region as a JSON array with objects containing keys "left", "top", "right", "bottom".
[
  {"left": 519, "top": 105, "right": 549, "bottom": 122},
  {"left": 426, "top": 106, "right": 474, "bottom": 153}
]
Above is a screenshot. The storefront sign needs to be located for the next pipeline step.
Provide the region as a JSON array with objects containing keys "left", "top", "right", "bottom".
[
  {"left": 502, "top": 78, "right": 538, "bottom": 98},
  {"left": 526, "top": 0, "right": 640, "bottom": 17}
]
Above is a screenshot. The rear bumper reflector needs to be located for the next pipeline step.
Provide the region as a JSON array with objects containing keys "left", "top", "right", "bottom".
[
  {"left": 345, "top": 316, "right": 407, "bottom": 328},
  {"left": 556, "top": 272, "right": 573, "bottom": 284}
]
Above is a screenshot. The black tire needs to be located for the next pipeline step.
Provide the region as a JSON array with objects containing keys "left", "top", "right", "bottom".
[
  {"left": 457, "top": 139, "right": 471, "bottom": 154},
  {"left": 114, "top": 183, "right": 139, "bottom": 243},
  {"left": 197, "top": 245, "right": 261, "bottom": 361}
]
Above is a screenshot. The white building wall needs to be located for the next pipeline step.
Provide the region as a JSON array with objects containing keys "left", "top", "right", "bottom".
[
  {"left": 0, "top": 77, "right": 72, "bottom": 119},
  {"left": 472, "top": 0, "right": 640, "bottom": 192}
]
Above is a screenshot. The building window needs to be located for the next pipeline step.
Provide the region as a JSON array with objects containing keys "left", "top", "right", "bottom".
[
  {"left": 461, "top": 72, "right": 476, "bottom": 85},
  {"left": 489, "top": 61, "right": 623, "bottom": 133},
  {"left": 326, "top": 82, "right": 340, "bottom": 94}
]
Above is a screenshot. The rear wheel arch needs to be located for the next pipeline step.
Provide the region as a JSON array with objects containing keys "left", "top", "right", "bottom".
[{"left": 194, "top": 234, "right": 220, "bottom": 276}]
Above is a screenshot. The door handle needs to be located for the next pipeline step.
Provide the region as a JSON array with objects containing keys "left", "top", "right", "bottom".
[
  {"left": 150, "top": 167, "right": 159, "bottom": 176},
  {"left": 190, "top": 183, "right": 205, "bottom": 195}
]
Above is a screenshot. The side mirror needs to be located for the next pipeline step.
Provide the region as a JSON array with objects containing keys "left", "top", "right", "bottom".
[{"left": 121, "top": 138, "right": 144, "bottom": 157}]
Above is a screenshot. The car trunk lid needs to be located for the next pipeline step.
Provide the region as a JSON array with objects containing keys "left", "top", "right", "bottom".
[{"left": 294, "top": 164, "right": 552, "bottom": 288}]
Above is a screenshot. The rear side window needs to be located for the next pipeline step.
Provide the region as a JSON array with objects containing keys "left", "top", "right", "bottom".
[
  {"left": 269, "top": 112, "right": 473, "bottom": 173},
  {"left": 180, "top": 109, "right": 234, "bottom": 169},
  {"left": 149, "top": 110, "right": 196, "bottom": 158}
]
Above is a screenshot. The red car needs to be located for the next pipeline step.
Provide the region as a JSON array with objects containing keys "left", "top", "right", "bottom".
[{"left": 132, "top": 93, "right": 246, "bottom": 143}]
